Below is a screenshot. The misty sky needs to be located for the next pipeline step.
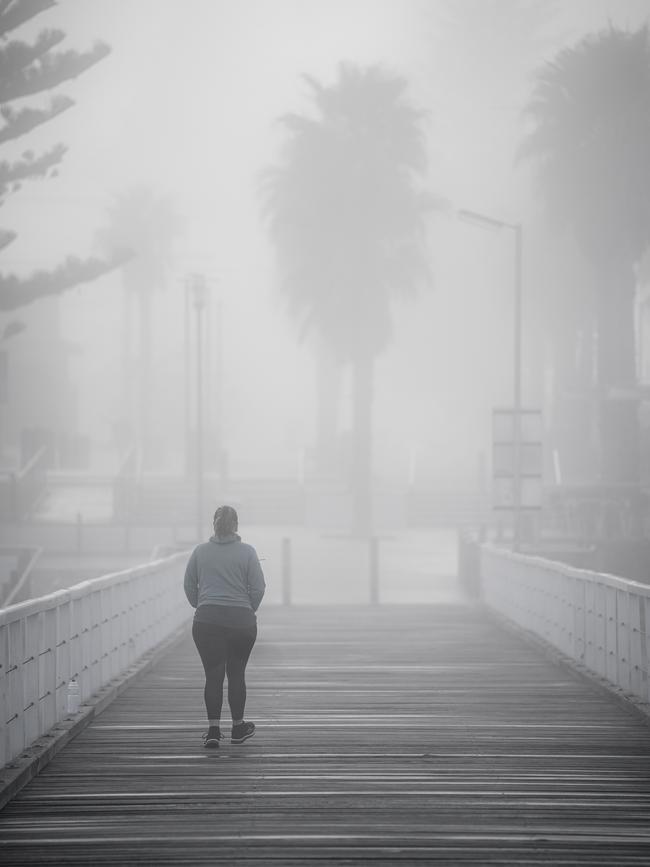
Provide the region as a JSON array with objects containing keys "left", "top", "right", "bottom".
[{"left": 5, "top": 0, "right": 650, "bottom": 484}]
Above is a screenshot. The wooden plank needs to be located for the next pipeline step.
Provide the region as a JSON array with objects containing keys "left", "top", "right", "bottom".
[{"left": 1, "top": 604, "right": 650, "bottom": 865}]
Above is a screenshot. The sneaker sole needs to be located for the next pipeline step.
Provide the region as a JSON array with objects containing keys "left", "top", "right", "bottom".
[
  {"left": 231, "top": 730, "right": 255, "bottom": 744},
  {"left": 204, "top": 739, "right": 220, "bottom": 748}
]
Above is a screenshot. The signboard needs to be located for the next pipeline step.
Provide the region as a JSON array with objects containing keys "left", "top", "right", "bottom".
[{"left": 492, "top": 408, "right": 543, "bottom": 511}]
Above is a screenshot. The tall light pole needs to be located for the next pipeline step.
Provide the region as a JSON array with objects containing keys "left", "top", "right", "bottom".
[
  {"left": 188, "top": 273, "right": 208, "bottom": 542},
  {"left": 457, "top": 209, "right": 524, "bottom": 551}
]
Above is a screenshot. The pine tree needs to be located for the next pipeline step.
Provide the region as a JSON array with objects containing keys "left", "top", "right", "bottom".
[{"left": 0, "top": 0, "right": 129, "bottom": 312}]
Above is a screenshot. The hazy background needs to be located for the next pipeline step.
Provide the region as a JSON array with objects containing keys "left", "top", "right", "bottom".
[{"left": 5, "top": 0, "right": 650, "bottom": 490}]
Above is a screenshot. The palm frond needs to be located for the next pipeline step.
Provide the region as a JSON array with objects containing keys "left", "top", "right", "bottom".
[
  {"left": 262, "top": 62, "right": 435, "bottom": 358},
  {"left": 519, "top": 24, "right": 650, "bottom": 261}
]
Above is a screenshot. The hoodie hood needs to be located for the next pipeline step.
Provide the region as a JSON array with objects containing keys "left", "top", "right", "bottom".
[{"left": 210, "top": 533, "right": 241, "bottom": 544}]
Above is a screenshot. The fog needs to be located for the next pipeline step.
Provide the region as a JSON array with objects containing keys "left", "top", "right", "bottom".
[
  {"left": 3, "top": 0, "right": 650, "bottom": 521},
  {"left": 4, "top": 3, "right": 650, "bottom": 845}
]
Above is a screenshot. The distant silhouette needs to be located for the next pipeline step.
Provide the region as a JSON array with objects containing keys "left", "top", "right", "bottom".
[
  {"left": 184, "top": 506, "right": 265, "bottom": 747},
  {"left": 262, "top": 62, "right": 436, "bottom": 535},
  {"left": 519, "top": 25, "right": 650, "bottom": 485}
]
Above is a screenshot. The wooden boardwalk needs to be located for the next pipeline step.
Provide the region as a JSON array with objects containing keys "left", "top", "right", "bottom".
[{"left": 1, "top": 604, "right": 650, "bottom": 865}]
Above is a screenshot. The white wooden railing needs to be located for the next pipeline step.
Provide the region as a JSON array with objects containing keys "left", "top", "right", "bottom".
[
  {"left": 481, "top": 545, "right": 650, "bottom": 704},
  {"left": 0, "top": 551, "right": 190, "bottom": 768}
]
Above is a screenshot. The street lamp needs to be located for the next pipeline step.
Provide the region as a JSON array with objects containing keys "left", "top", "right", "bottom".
[
  {"left": 457, "top": 208, "right": 524, "bottom": 551},
  {"left": 187, "top": 273, "right": 208, "bottom": 543}
]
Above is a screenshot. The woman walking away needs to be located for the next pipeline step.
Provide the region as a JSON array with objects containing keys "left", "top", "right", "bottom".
[{"left": 184, "top": 505, "right": 265, "bottom": 748}]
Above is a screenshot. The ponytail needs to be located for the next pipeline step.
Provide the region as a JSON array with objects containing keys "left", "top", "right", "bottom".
[{"left": 213, "top": 505, "right": 238, "bottom": 537}]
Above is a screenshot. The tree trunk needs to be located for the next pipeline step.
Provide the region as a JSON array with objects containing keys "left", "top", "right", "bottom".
[
  {"left": 595, "top": 259, "right": 639, "bottom": 484},
  {"left": 315, "top": 340, "right": 341, "bottom": 476},
  {"left": 351, "top": 353, "right": 374, "bottom": 536}
]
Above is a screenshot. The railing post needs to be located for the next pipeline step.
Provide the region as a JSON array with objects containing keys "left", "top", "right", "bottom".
[
  {"left": 480, "top": 545, "right": 650, "bottom": 705},
  {"left": 369, "top": 536, "right": 379, "bottom": 605},
  {"left": 281, "top": 537, "right": 291, "bottom": 606},
  {"left": 0, "top": 552, "right": 190, "bottom": 772}
]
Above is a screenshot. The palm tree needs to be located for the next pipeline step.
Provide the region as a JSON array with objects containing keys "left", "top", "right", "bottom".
[
  {"left": 97, "top": 187, "right": 183, "bottom": 465},
  {"left": 519, "top": 25, "right": 650, "bottom": 485},
  {"left": 263, "top": 63, "right": 434, "bottom": 534}
]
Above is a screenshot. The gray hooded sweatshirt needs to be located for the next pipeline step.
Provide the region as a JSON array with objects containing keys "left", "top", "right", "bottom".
[{"left": 183, "top": 533, "right": 266, "bottom": 614}]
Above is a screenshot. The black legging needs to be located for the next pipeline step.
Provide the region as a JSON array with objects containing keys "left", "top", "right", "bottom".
[{"left": 192, "top": 620, "right": 257, "bottom": 721}]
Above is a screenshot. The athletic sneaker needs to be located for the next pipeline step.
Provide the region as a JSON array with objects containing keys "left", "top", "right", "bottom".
[
  {"left": 203, "top": 726, "right": 222, "bottom": 748},
  {"left": 231, "top": 721, "right": 255, "bottom": 744}
]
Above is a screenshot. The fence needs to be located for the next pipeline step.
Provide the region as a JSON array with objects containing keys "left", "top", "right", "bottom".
[
  {"left": 0, "top": 551, "right": 189, "bottom": 768},
  {"left": 0, "top": 446, "right": 48, "bottom": 521},
  {"left": 481, "top": 545, "right": 650, "bottom": 704}
]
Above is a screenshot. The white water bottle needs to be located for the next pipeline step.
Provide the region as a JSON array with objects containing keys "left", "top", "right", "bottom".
[{"left": 66, "top": 678, "right": 81, "bottom": 714}]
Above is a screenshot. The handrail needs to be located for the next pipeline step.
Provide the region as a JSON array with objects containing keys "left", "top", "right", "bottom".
[
  {"left": 1, "top": 547, "right": 42, "bottom": 608},
  {"left": 14, "top": 445, "right": 48, "bottom": 482},
  {"left": 483, "top": 545, "right": 650, "bottom": 596},
  {"left": 0, "top": 446, "right": 49, "bottom": 520},
  {"left": 0, "top": 551, "right": 190, "bottom": 768},
  {"left": 480, "top": 544, "right": 650, "bottom": 705}
]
